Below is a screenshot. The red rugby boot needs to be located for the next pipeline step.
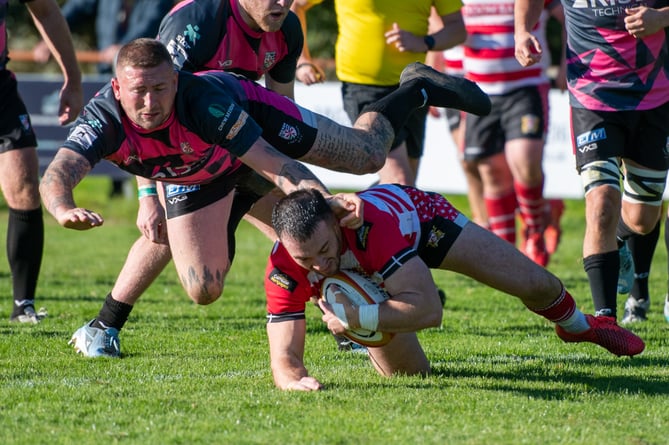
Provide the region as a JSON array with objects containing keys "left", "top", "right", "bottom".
[{"left": 555, "top": 314, "right": 645, "bottom": 357}]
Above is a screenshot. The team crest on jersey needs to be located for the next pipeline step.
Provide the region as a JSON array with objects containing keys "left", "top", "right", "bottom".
[
  {"left": 218, "top": 59, "right": 233, "bottom": 69},
  {"left": 355, "top": 222, "right": 372, "bottom": 251},
  {"left": 520, "top": 114, "right": 540, "bottom": 135},
  {"left": 18, "top": 114, "right": 31, "bottom": 131},
  {"left": 426, "top": 225, "right": 445, "bottom": 248},
  {"left": 269, "top": 267, "right": 297, "bottom": 292},
  {"left": 180, "top": 141, "right": 194, "bottom": 154},
  {"left": 278, "top": 123, "right": 301, "bottom": 142},
  {"left": 263, "top": 52, "right": 277, "bottom": 70}
]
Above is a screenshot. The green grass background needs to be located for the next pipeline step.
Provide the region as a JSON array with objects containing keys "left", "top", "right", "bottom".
[{"left": 1, "top": 178, "right": 668, "bottom": 445}]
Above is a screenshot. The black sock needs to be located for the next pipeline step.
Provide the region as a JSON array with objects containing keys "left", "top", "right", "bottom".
[
  {"left": 629, "top": 218, "right": 660, "bottom": 300},
  {"left": 7, "top": 207, "right": 43, "bottom": 309},
  {"left": 93, "top": 293, "right": 133, "bottom": 330},
  {"left": 583, "top": 251, "right": 619, "bottom": 318},
  {"left": 360, "top": 81, "right": 426, "bottom": 136}
]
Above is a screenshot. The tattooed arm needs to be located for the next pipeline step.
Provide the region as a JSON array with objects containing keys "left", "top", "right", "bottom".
[
  {"left": 239, "top": 137, "right": 363, "bottom": 227},
  {"left": 39, "top": 149, "right": 105, "bottom": 230}
]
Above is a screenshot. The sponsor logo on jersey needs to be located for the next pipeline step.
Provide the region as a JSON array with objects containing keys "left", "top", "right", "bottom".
[
  {"left": 218, "top": 60, "right": 233, "bottom": 69},
  {"left": 68, "top": 122, "right": 101, "bottom": 147},
  {"left": 226, "top": 112, "right": 248, "bottom": 140},
  {"left": 183, "top": 24, "right": 201, "bottom": 45},
  {"left": 209, "top": 103, "right": 236, "bottom": 132},
  {"left": 123, "top": 154, "right": 140, "bottom": 164},
  {"left": 263, "top": 52, "right": 277, "bottom": 71},
  {"left": 578, "top": 142, "right": 598, "bottom": 153},
  {"left": 166, "top": 38, "right": 189, "bottom": 70},
  {"left": 18, "top": 114, "right": 30, "bottom": 131},
  {"left": 167, "top": 195, "right": 189, "bottom": 205},
  {"left": 355, "top": 223, "right": 372, "bottom": 251},
  {"left": 572, "top": 0, "right": 644, "bottom": 16},
  {"left": 426, "top": 226, "right": 445, "bottom": 248},
  {"left": 576, "top": 128, "right": 607, "bottom": 147},
  {"left": 165, "top": 184, "right": 201, "bottom": 197},
  {"left": 269, "top": 267, "right": 297, "bottom": 291}
]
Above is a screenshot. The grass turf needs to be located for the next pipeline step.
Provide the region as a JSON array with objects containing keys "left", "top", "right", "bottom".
[{"left": 1, "top": 177, "right": 668, "bottom": 444}]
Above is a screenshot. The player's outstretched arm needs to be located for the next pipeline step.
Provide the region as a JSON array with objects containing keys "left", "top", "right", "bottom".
[
  {"left": 40, "top": 149, "right": 104, "bottom": 230},
  {"left": 267, "top": 319, "right": 323, "bottom": 391},
  {"left": 240, "top": 137, "right": 330, "bottom": 197}
]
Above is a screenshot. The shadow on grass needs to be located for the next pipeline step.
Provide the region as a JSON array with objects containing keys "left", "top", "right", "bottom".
[
  {"left": 320, "top": 354, "right": 668, "bottom": 399},
  {"left": 426, "top": 354, "right": 669, "bottom": 398}
]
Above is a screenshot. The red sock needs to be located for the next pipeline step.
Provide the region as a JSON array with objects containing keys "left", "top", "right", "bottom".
[
  {"left": 528, "top": 286, "right": 576, "bottom": 323},
  {"left": 485, "top": 191, "right": 517, "bottom": 244},
  {"left": 515, "top": 181, "right": 545, "bottom": 236}
]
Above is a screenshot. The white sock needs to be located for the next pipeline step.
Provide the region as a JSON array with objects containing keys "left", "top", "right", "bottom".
[{"left": 556, "top": 310, "right": 590, "bottom": 334}]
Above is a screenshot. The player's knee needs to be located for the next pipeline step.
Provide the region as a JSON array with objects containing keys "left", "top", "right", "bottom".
[
  {"left": 182, "top": 267, "right": 228, "bottom": 305},
  {"left": 187, "top": 283, "right": 224, "bottom": 305},
  {"left": 4, "top": 180, "right": 40, "bottom": 209}
]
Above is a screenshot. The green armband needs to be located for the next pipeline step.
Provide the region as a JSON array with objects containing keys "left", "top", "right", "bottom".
[{"left": 137, "top": 186, "right": 158, "bottom": 199}]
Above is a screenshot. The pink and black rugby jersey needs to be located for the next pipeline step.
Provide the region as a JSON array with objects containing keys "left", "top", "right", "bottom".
[
  {"left": 61, "top": 71, "right": 263, "bottom": 185},
  {"left": 157, "top": 0, "right": 302, "bottom": 83},
  {"left": 562, "top": 0, "right": 669, "bottom": 110}
]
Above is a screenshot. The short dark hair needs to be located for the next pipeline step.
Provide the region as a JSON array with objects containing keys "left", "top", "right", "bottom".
[
  {"left": 115, "top": 38, "right": 172, "bottom": 75},
  {"left": 272, "top": 189, "right": 335, "bottom": 243}
]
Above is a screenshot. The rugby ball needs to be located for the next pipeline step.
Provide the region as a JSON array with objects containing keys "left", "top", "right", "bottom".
[{"left": 320, "top": 270, "right": 394, "bottom": 347}]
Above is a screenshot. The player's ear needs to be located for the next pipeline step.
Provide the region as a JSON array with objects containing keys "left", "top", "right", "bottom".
[{"left": 111, "top": 77, "right": 121, "bottom": 100}]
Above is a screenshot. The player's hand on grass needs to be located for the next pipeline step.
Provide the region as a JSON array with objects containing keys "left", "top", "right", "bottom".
[
  {"left": 285, "top": 376, "right": 323, "bottom": 391},
  {"left": 57, "top": 207, "right": 104, "bottom": 230}
]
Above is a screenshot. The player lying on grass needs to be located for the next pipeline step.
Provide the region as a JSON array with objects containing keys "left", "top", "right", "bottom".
[
  {"left": 38, "top": 38, "right": 491, "bottom": 357},
  {"left": 264, "top": 185, "right": 645, "bottom": 391}
]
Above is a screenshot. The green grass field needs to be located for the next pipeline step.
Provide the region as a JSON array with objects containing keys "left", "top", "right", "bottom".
[{"left": 1, "top": 178, "right": 668, "bottom": 445}]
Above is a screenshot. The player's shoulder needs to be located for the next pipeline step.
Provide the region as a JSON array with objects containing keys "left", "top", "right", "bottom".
[
  {"left": 282, "top": 10, "right": 303, "bottom": 33},
  {"left": 266, "top": 242, "right": 309, "bottom": 291}
]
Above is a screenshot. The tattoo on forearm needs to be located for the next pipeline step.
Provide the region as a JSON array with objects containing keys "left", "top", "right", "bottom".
[
  {"left": 40, "top": 152, "right": 92, "bottom": 214},
  {"left": 276, "top": 161, "right": 327, "bottom": 193},
  {"left": 302, "top": 116, "right": 393, "bottom": 174}
]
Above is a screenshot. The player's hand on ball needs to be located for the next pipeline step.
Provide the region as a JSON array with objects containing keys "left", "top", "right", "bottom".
[{"left": 319, "top": 287, "right": 358, "bottom": 333}]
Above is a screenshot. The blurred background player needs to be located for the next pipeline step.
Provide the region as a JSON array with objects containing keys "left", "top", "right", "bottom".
[
  {"left": 291, "top": 0, "right": 466, "bottom": 187},
  {"left": 515, "top": 0, "right": 669, "bottom": 320},
  {"left": 2, "top": 0, "right": 82, "bottom": 322},
  {"left": 459, "top": 0, "right": 566, "bottom": 267},
  {"left": 426, "top": 43, "right": 489, "bottom": 227}
]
